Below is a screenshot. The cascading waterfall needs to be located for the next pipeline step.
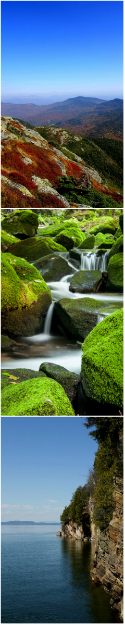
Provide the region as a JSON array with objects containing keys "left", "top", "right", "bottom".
[
  {"left": 81, "top": 251, "right": 109, "bottom": 272},
  {"left": 43, "top": 302, "right": 55, "bottom": 335}
]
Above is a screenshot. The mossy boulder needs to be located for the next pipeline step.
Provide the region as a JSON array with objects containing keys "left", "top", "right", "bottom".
[
  {"left": 1, "top": 335, "right": 15, "bottom": 351},
  {"left": 8, "top": 236, "right": 66, "bottom": 262},
  {"left": 39, "top": 362, "right": 79, "bottom": 407},
  {"left": 2, "top": 209, "right": 38, "bottom": 239},
  {"left": 95, "top": 233, "right": 115, "bottom": 248},
  {"left": 69, "top": 270, "right": 102, "bottom": 293},
  {"left": 107, "top": 253, "right": 123, "bottom": 291},
  {"left": 1, "top": 230, "right": 20, "bottom": 252},
  {"left": 78, "top": 235, "right": 95, "bottom": 249},
  {"left": 88, "top": 217, "right": 118, "bottom": 235},
  {"left": 1, "top": 367, "right": 46, "bottom": 390},
  {"left": 54, "top": 297, "right": 108, "bottom": 342},
  {"left": 1, "top": 253, "right": 52, "bottom": 336},
  {"left": 38, "top": 218, "right": 79, "bottom": 238},
  {"left": 54, "top": 232, "right": 75, "bottom": 250},
  {"left": 81, "top": 309, "right": 123, "bottom": 408},
  {"left": 54, "top": 227, "right": 85, "bottom": 248},
  {"left": 1, "top": 376, "right": 75, "bottom": 415},
  {"left": 108, "top": 236, "right": 123, "bottom": 261},
  {"left": 33, "top": 253, "right": 73, "bottom": 281}
]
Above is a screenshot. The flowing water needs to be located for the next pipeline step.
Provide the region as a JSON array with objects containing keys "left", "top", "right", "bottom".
[
  {"left": 1, "top": 524, "right": 116, "bottom": 623},
  {"left": 2, "top": 251, "right": 123, "bottom": 374}
]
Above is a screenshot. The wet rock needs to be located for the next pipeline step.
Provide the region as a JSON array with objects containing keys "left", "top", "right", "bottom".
[
  {"left": 69, "top": 270, "right": 102, "bottom": 293},
  {"left": 54, "top": 296, "right": 107, "bottom": 342},
  {"left": 33, "top": 253, "right": 73, "bottom": 281},
  {"left": 39, "top": 361, "right": 79, "bottom": 408}
]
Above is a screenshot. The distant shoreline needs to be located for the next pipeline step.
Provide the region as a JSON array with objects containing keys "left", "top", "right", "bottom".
[{"left": 1, "top": 521, "right": 60, "bottom": 525}]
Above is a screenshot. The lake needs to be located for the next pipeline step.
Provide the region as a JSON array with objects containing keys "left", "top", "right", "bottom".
[{"left": 1, "top": 524, "right": 116, "bottom": 623}]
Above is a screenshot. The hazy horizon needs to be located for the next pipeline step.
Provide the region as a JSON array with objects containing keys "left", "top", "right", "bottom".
[{"left": 1, "top": 94, "right": 123, "bottom": 105}]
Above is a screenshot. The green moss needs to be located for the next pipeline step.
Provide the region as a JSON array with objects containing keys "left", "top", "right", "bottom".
[
  {"left": 54, "top": 296, "right": 108, "bottom": 341},
  {"left": 1, "top": 253, "right": 52, "bottom": 336},
  {"left": 108, "top": 236, "right": 123, "bottom": 261},
  {"left": 81, "top": 309, "right": 123, "bottom": 406},
  {"left": 78, "top": 234, "right": 95, "bottom": 249},
  {"left": 8, "top": 236, "right": 66, "bottom": 262},
  {"left": 54, "top": 226, "right": 84, "bottom": 248},
  {"left": 1, "top": 230, "right": 20, "bottom": 251},
  {"left": 88, "top": 217, "right": 118, "bottom": 235},
  {"left": 1, "top": 377, "right": 75, "bottom": 415},
  {"left": 2, "top": 209, "right": 38, "bottom": 238},
  {"left": 1, "top": 368, "right": 46, "bottom": 388},
  {"left": 107, "top": 253, "right": 123, "bottom": 290}
]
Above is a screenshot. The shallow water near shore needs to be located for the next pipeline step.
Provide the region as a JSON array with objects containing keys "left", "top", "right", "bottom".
[{"left": 1, "top": 524, "right": 116, "bottom": 623}]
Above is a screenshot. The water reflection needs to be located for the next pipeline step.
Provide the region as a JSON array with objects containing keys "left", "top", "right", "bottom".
[{"left": 61, "top": 538, "right": 118, "bottom": 623}]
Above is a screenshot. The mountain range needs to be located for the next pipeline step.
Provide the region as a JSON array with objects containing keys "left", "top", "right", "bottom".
[
  {"left": 1, "top": 96, "right": 123, "bottom": 140},
  {"left": 1, "top": 116, "right": 123, "bottom": 208}
]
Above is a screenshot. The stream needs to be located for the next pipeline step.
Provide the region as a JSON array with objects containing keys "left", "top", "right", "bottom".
[{"left": 1, "top": 251, "right": 123, "bottom": 375}]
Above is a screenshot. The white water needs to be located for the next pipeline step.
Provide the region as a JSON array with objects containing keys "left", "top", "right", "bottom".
[
  {"left": 44, "top": 301, "right": 55, "bottom": 334},
  {"left": 2, "top": 250, "right": 123, "bottom": 375},
  {"left": 81, "top": 251, "right": 109, "bottom": 272}
]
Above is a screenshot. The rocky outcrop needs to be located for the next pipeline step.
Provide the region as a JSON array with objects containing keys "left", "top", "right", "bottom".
[
  {"left": 91, "top": 474, "right": 123, "bottom": 621},
  {"left": 58, "top": 523, "right": 85, "bottom": 540}
]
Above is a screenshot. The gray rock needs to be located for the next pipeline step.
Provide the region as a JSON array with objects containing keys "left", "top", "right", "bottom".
[{"left": 69, "top": 270, "right": 102, "bottom": 293}]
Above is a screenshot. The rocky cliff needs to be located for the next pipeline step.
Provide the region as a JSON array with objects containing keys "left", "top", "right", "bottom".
[{"left": 90, "top": 474, "right": 123, "bottom": 621}]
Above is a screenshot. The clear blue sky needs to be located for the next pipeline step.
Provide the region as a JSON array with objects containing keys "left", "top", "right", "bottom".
[
  {"left": 1, "top": 1, "right": 123, "bottom": 103},
  {"left": 1, "top": 418, "right": 97, "bottom": 522}
]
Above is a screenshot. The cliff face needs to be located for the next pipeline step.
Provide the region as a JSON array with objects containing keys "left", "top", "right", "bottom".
[{"left": 90, "top": 474, "right": 123, "bottom": 621}]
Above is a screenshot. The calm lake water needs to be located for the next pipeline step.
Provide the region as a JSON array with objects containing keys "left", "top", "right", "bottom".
[{"left": 1, "top": 525, "right": 116, "bottom": 623}]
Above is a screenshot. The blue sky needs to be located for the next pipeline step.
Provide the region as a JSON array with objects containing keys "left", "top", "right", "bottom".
[
  {"left": 1, "top": 1, "right": 123, "bottom": 103},
  {"left": 1, "top": 418, "right": 97, "bottom": 522}
]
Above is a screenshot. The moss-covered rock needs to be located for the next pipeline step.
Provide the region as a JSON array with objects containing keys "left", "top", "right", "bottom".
[
  {"left": 1, "top": 230, "right": 20, "bottom": 252},
  {"left": 1, "top": 376, "right": 75, "bottom": 415},
  {"left": 95, "top": 233, "right": 115, "bottom": 248},
  {"left": 1, "top": 367, "right": 46, "bottom": 389},
  {"left": 1, "top": 335, "right": 15, "bottom": 351},
  {"left": 107, "top": 253, "right": 123, "bottom": 291},
  {"left": 54, "top": 297, "right": 108, "bottom": 341},
  {"left": 81, "top": 309, "right": 123, "bottom": 407},
  {"left": 1, "top": 253, "right": 52, "bottom": 336},
  {"left": 78, "top": 235, "right": 95, "bottom": 249},
  {"left": 2, "top": 209, "right": 38, "bottom": 239},
  {"left": 39, "top": 362, "right": 79, "bottom": 407},
  {"left": 69, "top": 270, "right": 102, "bottom": 293},
  {"left": 88, "top": 217, "right": 118, "bottom": 235},
  {"left": 54, "top": 226, "right": 84, "bottom": 248},
  {"left": 33, "top": 253, "right": 73, "bottom": 281},
  {"left": 8, "top": 236, "right": 66, "bottom": 262},
  {"left": 108, "top": 236, "right": 123, "bottom": 261},
  {"left": 54, "top": 232, "right": 74, "bottom": 250}
]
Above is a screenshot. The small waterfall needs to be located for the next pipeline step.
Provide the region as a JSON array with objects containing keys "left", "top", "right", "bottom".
[
  {"left": 44, "top": 302, "right": 54, "bottom": 335},
  {"left": 81, "top": 251, "right": 108, "bottom": 272}
]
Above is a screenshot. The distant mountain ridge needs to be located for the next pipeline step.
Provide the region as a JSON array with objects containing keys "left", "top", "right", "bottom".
[
  {"left": 1, "top": 96, "right": 123, "bottom": 140},
  {"left": 1, "top": 521, "right": 60, "bottom": 525}
]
